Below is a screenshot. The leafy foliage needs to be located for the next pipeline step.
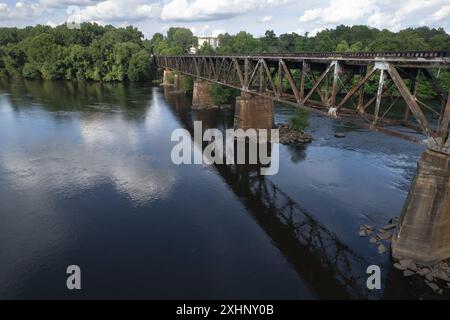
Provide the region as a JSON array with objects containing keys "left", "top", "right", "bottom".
[
  {"left": 290, "top": 108, "right": 310, "bottom": 131},
  {"left": 150, "top": 28, "right": 197, "bottom": 55},
  {"left": 0, "top": 23, "right": 152, "bottom": 82},
  {"left": 209, "top": 84, "right": 239, "bottom": 105},
  {"left": 182, "top": 75, "right": 194, "bottom": 93}
]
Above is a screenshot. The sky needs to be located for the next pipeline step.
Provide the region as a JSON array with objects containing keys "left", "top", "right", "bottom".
[{"left": 0, "top": 0, "right": 450, "bottom": 39}]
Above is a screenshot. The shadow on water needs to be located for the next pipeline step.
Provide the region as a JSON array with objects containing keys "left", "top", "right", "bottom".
[{"left": 162, "top": 86, "right": 448, "bottom": 300}]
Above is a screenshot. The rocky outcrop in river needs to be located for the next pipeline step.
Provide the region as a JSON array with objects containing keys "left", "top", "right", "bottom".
[{"left": 277, "top": 124, "right": 313, "bottom": 145}]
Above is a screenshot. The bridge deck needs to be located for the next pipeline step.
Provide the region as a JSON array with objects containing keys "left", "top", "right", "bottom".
[{"left": 160, "top": 51, "right": 450, "bottom": 68}]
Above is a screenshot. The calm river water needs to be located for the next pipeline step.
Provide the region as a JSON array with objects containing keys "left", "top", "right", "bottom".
[{"left": 0, "top": 79, "right": 444, "bottom": 299}]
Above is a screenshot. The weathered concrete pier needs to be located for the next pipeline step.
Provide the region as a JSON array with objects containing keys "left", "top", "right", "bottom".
[
  {"left": 234, "top": 93, "right": 273, "bottom": 130},
  {"left": 192, "top": 81, "right": 215, "bottom": 109},
  {"left": 162, "top": 69, "right": 174, "bottom": 86},
  {"left": 392, "top": 149, "right": 450, "bottom": 264},
  {"left": 156, "top": 51, "right": 450, "bottom": 264}
]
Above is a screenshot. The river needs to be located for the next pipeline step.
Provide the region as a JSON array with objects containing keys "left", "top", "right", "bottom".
[{"left": 0, "top": 79, "right": 444, "bottom": 299}]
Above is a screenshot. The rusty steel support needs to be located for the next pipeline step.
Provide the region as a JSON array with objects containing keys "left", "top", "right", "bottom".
[
  {"left": 330, "top": 61, "right": 340, "bottom": 107},
  {"left": 299, "top": 60, "right": 308, "bottom": 103},
  {"left": 337, "top": 68, "right": 377, "bottom": 111},
  {"left": 387, "top": 64, "right": 437, "bottom": 145},
  {"left": 357, "top": 74, "right": 365, "bottom": 115},
  {"left": 361, "top": 81, "right": 393, "bottom": 114},
  {"left": 439, "top": 93, "right": 450, "bottom": 143},
  {"left": 373, "top": 69, "right": 386, "bottom": 125},
  {"left": 281, "top": 59, "right": 301, "bottom": 104},
  {"left": 303, "top": 62, "right": 334, "bottom": 105},
  {"left": 402, "top": 76, "right": 416, "bottom": 125}
]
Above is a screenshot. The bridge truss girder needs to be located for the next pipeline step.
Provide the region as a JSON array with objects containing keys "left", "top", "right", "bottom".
[{"left": 155, "top": 54, "right": 450, "bottom": 152}]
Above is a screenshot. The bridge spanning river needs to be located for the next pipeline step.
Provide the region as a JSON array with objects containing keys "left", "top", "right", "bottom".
[
  {"left": 155, "top": 51, "right": 450, "bottom": 149},
  {"left": 155, "top": 51, "right": 450, "bottom": 265}
]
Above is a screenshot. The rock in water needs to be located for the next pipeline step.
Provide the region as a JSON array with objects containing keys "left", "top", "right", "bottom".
[
  {"left": 394, "top": 263, "right": 406, "bottom": 270},
  {"left": 425, "top": 281, "right": 441, "bottom": 293},
  {"left": 417, "top": 268, "right": 431, "bottom": 276},
  {"left": 335, "top": 132, "right": 346, "bottom": 138},
  {"left": 277, "top": 124, "right": 313, "bottom": 146},
  {"left": 378, "top": 231, "right": 393, "bottom": 241},
  {"left": 404, "top": 270, "right": 415, "bottom": 277},
  {"left": 382, "top": 223, "right": 397, "bottom": 231},
  {"left": 378, "top": 244, "right": 387, "bottom": 254},
  {"left": 369, "top": 237, "right": 378, "bottom": 244}
]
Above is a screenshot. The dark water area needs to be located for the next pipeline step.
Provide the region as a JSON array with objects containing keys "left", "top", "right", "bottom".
[{"left": 0, "top": 79, "right": 444, "bottom": 299}]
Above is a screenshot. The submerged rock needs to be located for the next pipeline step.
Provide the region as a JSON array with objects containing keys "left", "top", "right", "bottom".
[
  {"left": 378, "top": 244, "right": 387, "bottom": 254},
  {"left": 382, "top": 223, "right": 397, "bottom": 231},
  {"left": 425, "top": 280, "right": 441, "bottom": 294},
  {"left": 404, "top": 270, "right": 415, "bottom": 277},
  {"left": 378, "top": 231, "right": 393, "bottom": 241}
]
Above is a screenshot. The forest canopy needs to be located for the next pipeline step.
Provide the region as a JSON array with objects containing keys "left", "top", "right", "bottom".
[
  {"left": 1, "top": 23, "right": 450, "bottom": 84},
  {"left": 0, "top": 23, "right": 153, "bottom": 81}
]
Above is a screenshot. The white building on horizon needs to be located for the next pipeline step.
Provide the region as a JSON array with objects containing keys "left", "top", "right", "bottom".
[{"left": 190, "top": 36, "right": 220, "bottom": 54}]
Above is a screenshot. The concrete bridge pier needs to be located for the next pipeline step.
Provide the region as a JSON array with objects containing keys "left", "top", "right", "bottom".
[
  {"left": 392, "top": 149, "right": 450, "bottom": 264},
  {"left": 234, "top": 93, "right": 274, "bottom": 130},
  {"left": 192, "top": 81, "right": 215, "bottom": 109},
  {"left": 162, "top": 69, "right": 174, "bottom": 86}
]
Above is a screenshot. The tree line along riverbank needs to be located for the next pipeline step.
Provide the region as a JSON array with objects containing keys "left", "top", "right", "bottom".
[{"left": 0, "top": 24, "right": 449, "bottom": 98}]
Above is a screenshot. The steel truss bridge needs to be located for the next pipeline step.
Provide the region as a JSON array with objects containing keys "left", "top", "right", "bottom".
[{"left": 155, "top": 51, "right": 450, "bottom": 152}]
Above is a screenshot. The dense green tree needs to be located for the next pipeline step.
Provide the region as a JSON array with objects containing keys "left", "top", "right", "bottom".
[
  {"left": 128, "top": 50, "right": 152, "bottom": 81},
  {"left": 197, "top": 42, "right": 215, "bottom": 54},
  {"left": 261, "top": 30, "right": 279, "bottom": 52},
  {"left": 166, "top": 28, "right": 197, "bottom": 53},
  {"left": 0, "top": 23, "right": 152, "bottom": 82},
  {"left": 336, "top": 40, "right": 350, "bottom": 52}
]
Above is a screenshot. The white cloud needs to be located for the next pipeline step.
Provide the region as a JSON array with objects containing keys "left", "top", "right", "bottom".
[
  {"left": 1, "top": 0, "right": 450, "bottom": 36},
  {"left": 260, "top": 15, "right": 272, "bottom": 23},
  {"left": 161, "top": 0, "right": 289, "bottom": 22},
  {"left": 299, "top": 0, "right": 377, "bottom": 24},
  {"left": 190, "top": 24, "right": 210, "bottom": 35},
  {"left": 211, "top": 29, "right": 225, "bottom": 37},
  {"left": 432, "top": 4, "right": 450, "bottom": 21},
  {"left": 298, "top": 0, "right": 450, "bottom": 32},
  {"left": 0, "top": 1, "right": 43, "bottom": 20},
  {"left": 0, "top": 3, "right": 8, "bottom": 13},
  {"left": 39, "top": 0, "right": 101, "bottom": 7},
  {"left": 67, "top": 0, "right": 160, "bottom": 23}
]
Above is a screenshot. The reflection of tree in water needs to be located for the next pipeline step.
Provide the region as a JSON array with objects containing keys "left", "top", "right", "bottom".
[
  {"left": 286, "top": 145, "right": 307, "bottom": 163},
  {"left": 162, "top": 86, "right": 377, "bottom": 299},
  {"left": 0, "top": 78, "right": 152, "bottom": 121}
]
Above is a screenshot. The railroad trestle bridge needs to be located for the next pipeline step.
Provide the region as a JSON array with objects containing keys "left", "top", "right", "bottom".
[{"left": 155, "top": 51, "right": 450, "bottom": 265}]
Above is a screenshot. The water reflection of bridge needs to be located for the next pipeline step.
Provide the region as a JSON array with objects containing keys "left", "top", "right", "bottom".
[{"left": 163, "top": 86, "right": 378, "bottom": 299}]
